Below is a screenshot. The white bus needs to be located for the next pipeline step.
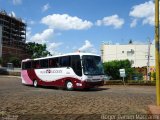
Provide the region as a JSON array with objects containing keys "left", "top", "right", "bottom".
[{"left": 21, "top": 52, "right": 105, "bottom": 90}]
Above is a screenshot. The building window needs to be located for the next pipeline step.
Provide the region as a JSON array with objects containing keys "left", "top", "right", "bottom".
[
  {"left": 127, "top": 49, "right": 134, "bottom": 56},
  {"left": 130, "top": 60, "right": 134, "bottom": 65},
  {"left": 122, "top": 51, "right": 124, "bottom": 53}
]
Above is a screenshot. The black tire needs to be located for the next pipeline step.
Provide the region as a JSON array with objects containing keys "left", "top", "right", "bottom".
[
  {"left": 65, "top": 81, "right": 74, "bottom": 91},
  {"left": 33, "top": 80, "right": 38, "bottom": 87}
]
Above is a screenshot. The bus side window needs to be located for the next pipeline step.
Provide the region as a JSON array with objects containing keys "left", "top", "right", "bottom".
[
  {"left": 40, "top": 59, "right": 48, "bottom": 68},
  {"left": 33, "top": 60, "right": 40, "bottom": 69},
  {"left": 49, "top": 58, "right": 59, "bottom": 68},
  {"left": 59, "top": 56, "right": 71, "bottom": 67},
  {"left": 71, "top": 55, "right": 82, "bottom": 76},
  {"left": 23, "top": 61, "right": 32, "bottom": 70}
]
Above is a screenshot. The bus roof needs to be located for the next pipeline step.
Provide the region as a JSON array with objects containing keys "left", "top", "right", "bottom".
[{"left": 22, "top": 52, "right": 100, "bottom": 62}]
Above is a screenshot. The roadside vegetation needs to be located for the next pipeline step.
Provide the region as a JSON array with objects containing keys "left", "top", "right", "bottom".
[
  {"left": 103, "top": 59, "right": 134, "bottom": 80},
  {"left": 26, "top": 42, "right": 51, "bottom": 58},
  {"left": 0, "top": 57, "right": 2, "bottom": 66},
  {"left": 103, "top": 59, "right": 156, "bottom": 85},
  {"left": 0, "top": 56, "right": 21, "bottom": 68},
  {"left": 104, "top": 80, "right": 156, "bottom": 86},
  {"left": 8, "top": 57, "right": 20, "bottom": 67}
]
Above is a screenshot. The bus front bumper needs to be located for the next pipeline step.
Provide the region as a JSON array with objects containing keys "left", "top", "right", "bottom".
[{"left": 75, "top": 80, "right": 104, "bottom": 89}]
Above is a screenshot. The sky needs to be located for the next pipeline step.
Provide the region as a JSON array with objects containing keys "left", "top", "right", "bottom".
[{"left": 0, "top": 0, "right": 155, "bottom": 55}]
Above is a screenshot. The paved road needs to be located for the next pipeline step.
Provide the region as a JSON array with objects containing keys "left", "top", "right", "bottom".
[{"left": 0, "top": 76, "right": 156, "bottom": 120}]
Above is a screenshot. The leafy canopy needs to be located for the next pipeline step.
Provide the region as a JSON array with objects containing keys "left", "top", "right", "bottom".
[
  {"left": 26, "top": 42, "right": 51, "bottom": 58},
  {"left": 103, "top": 59, "right": 134, "bottom": 80}
]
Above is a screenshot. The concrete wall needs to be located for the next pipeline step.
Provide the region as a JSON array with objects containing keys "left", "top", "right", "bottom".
[{"left": 101, "top": 44, "right": 155, "bottom": 67}]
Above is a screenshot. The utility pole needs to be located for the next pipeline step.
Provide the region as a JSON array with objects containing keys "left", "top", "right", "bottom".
[
  {"left": 155, "top": 0, "right": 160, "bottom": 106},
  {"left": 147, "top": 38, "right": 151, "bottom": 81},
  {"left": 0, "top": 26, "right": 2, "bottom": 58}
]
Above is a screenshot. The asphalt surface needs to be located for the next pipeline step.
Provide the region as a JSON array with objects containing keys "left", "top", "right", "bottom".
[{"left": 0, "top": 76, "right": 156, "bottom": 120}]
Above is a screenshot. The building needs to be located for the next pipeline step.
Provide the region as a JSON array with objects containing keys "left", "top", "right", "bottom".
[
  {"left": 0, "top": 10, "right": 29, "bottom": 64},
  {"left": 101, "top": 43, "right": 155, "bottom": 67}
]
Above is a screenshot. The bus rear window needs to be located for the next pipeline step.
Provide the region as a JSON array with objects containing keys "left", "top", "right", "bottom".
[{"left": 22, "top": 61, "right": 32, "bottom": 70}]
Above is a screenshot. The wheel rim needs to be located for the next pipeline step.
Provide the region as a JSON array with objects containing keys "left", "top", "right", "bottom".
[
  {"left": 34, "top": 80, "right": 37, "bottom": 87},
  {"left": 67, "top": 82, "right": 73, "bottom": 89}
]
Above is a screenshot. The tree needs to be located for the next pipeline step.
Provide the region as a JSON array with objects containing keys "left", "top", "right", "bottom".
[
  {"left": 0, "top": 57, "right": 2, "bottom": 66},
  {"left": 151, "top": 72, "right": 156, "bottom": 81},
  {"left": 103, "top": 59, "right": 134, "bottom": 80},
  {"left": 8, "top": 57, "right": 21, "bottom": 67},
  {"left": 129, "top": 39, "right": 133, "bottom": 44},
  {"left": 26, "top": 42, "right": 51, "bottom": 58}
]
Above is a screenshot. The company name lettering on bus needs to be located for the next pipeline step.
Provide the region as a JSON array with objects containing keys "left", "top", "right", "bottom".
[{"left": 40, "top": 69, "right": 62, "bottom": 74}]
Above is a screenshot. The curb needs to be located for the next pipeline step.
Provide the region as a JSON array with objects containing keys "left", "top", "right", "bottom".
[{"left": 0, "top": 75, "right": 21, "bottom": 79}]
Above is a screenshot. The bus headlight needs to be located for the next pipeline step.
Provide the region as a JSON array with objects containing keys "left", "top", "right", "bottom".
[{"left": 76, "top": 83, "right": 82, "bottom": 86}]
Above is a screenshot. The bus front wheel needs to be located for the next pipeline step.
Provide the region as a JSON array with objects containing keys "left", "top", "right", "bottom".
[
  {"left": 33, "top": 80, "right": 38, "bottom": 87},
  {"left": 66, "top": 81, "right": 73, "bottom": 91}
]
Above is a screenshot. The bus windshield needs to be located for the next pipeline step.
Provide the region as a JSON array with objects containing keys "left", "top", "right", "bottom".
[{"left": 82, "top": 55, "right": 104, "bottom": 75}]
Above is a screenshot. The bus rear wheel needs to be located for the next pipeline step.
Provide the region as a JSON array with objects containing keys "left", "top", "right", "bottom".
[
  {"left": 66, "top": 81, "right": 73, "bottom": 91},
  {"left": 33, "top": 80, "right": 38, "bottom": 87}
]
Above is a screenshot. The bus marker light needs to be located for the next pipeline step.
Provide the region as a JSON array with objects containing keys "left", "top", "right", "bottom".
[{"left": 76, "top": 83, "right": 82, "bottom": 86}]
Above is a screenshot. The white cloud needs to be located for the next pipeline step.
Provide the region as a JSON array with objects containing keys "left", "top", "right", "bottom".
[
  {"left": 78, "top": 40, "right": 97, "bottom": 53},
  {"left": 13, "top": 0, "right": 22, "bottom": 5},
  {"left": 9, "top": 11, "right": 16, "bottom": 17},
  {"left": 27, "top": 28, "right": 62, "bottom": 55},
  {"left": 27, "top": 27, "right": 32, "bottom": 31},
  {"left": 96, "top": 14, "right": 124, "bottom": 29},
  {"left": 30, "top": 29, "right": 54, "bottom": 44},
  {"left": 22, "top": 19, "right": 26, "bottom": 23},
  {"left": 152, "top": 39, "right": 155, "bottom": 44},
  {"left": 129, "top": 0, "right": 154, "bottom": 26},
  {"left": 28, "top": 20, "right": 35, "bottom": 25},
  {"left": 132, "top": 41, "right": 147, "bottom": 45},
  {"left": 96, "top": 20, "right": 102, "bottom": 26},
  {"left": 66, "top": 46, "right": 69, "bottom": 49},
  {"left": 26, "top": 27, "right": 32, "bottom": 42},
  {"left": 47, "top": 42, "right": 63, "bottom": 55},
  {"left": 72, "top": 46, "right": 77, "bottom": 51},
  {"left": 41, "top": 14, "right": 93, "bottom": 30},
  {"left": 130, "top": 19, "right": 137, "bottom": 28},
  {"left": 42, "top": 3, "right": 50, "bottom": 12},
  {"left": 79, "top": 40, "right": 93, "bottom": 51}
]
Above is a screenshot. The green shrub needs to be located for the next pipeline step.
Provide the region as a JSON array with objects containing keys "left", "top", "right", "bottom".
[
  {"left": 127, "top": 80, "right": 155, "bottom": 86},
  {"left": 8, "top": 57, "right": 20, "bottom": 67},
  {"left": 151, "top": 72, "right": 156, "bottom": 80},
  {"left": 132, "top": 72, "right": 143, "bottom": 80},
  {"left": 0, "top": 57, "right": 2, "bottom": 65},
  {"left": 103, "top": 59, "right": 134, "bottom": 80}
]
